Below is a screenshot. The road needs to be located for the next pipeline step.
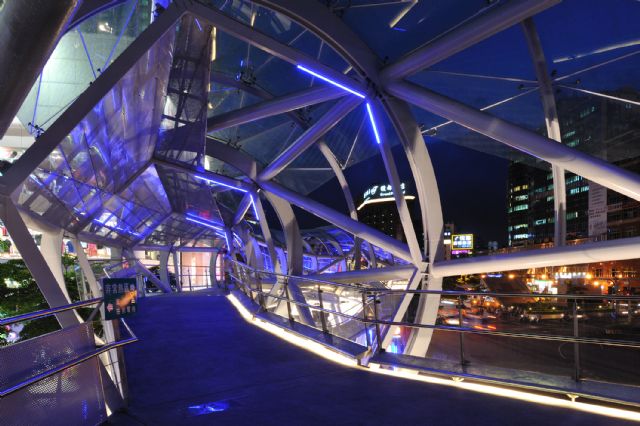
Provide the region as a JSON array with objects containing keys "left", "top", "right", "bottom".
[{"left": 425, "top": 317, "right": 640, "bottom": 386}]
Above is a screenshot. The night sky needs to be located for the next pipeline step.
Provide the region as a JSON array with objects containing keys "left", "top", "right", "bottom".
[
  {"left": 306, "top": 140, "right": 509, "bottom": 247},
  {"left": 276, "top": 0, "right": 640, "bottom": 250}
]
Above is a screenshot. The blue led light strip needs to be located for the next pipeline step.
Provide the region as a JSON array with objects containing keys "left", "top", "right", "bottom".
[
  {"left": 296, "top": 65, "right": 365, "bottom": 99},
  {"left": 185, "top": 214, "right": 224, "bottom": 231},
  {"left": 366, "top": 102, "right": 382, "bottom": 145},
  {"left": 296, "top": 64, "right": 382, "bottom": 146},
  {"left": 250, "top": 195, "right": 260, "bottom": 221},
  {"left": 194, "top": 175, "right": 248, "bottom": 193}
]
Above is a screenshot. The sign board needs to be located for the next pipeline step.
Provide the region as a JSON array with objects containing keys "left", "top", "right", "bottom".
[
  {"left": 452, "top": 234, "right": 473, "bottom": 250},
  {"left": 588, "top": 182, "right": 607, "bottom": 237},
  {"left": 103, "top": 278, "right": 138, "bottom": 320},
  {"left": 363, "top": 183, "right": 406, "bottom": 202}
]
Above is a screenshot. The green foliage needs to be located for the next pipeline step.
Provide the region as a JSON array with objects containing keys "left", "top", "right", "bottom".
[
  {"left": 0, "top": 239, "right": 11, "bottom": 253},
  {"left": 0, "top": 256, "right": 82, "bottom": 346},
  {"left": 0, "top": 260, "right": 48, "bottom": 315}
]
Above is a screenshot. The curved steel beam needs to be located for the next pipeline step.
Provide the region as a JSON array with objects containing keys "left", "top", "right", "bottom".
[
  {"left": 522, "top": 18, "right": 566, "bottom": 246},
  {"left": 317, "top": 141, "right": 372, "bottom": 269},
  {"left": 258, "top": 96, "right": 362, "bottom": 181},
  {"left": 249, "top": 0, "right": 443, "bottom": 354},
  {"left": 185, "top": 1, "right": 367, "bottom": 95},
  {"left": 380, "top": 0, "right": 560, "bottom": 82},
  {"left": 207, "top": 85, "right": 345, "bottom": 133},
  {"left": 0, "top": 0, "right": 81, "bottom": 138},
  {"left": 387, "top": 80, "right": 640, "bottom": 202},
  {"left": 68, "top": 0, "right": 126, "bottom": 29}
]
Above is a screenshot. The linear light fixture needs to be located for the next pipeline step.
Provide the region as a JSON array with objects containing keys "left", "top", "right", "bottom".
[
  {"left": 357, "top": 195, "right": 415, "bottom": 211},
  {"left": 367, "top": 365, "right": 640, "bottom": 423},
  {"left": 227, "top": 294, "right": 357, "bottom": 367},
  {"left": 250, "top": 194, "right": 260, "bottom": 220},
  {"left": 366, "top": 102, "right": 382, "bottom": 145},
  {"left": 194, "top": 175, "right": 247, "bottom": 193},
  {"left": 389, "top": 0, "right": 418, "bottom": 28},
  {"left": 185, "top": 214, "right": 224, "bottom": 231},
  {"left": 210, "top": 27, "right": 217, "bottom": 62},
  {"left": 296, "top": 65, "right": 365, "bottom": 99}
]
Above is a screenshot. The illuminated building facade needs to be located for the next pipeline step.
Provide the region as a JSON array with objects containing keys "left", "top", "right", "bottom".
[
  {"left": 358, "top": 182, "right": 423, "bottom": 250},
  {"left": 507, "top": 90, "right": 640, "bottom": 247}
]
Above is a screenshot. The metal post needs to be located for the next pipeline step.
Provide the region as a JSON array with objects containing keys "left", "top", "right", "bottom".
[
  {"left": 372, "top": 293, "right": 382, "bottom": 353},
  {"left": 172, "top": 250, "right": 182, "bottom": 292},
  {"left": 317, "top": 285, "right": 329, "bottom": 333},
  {"left": 136, "top": 274, "right": 145, "bottom": 298},
  {"left": 362, "top": 291, "right": 371, "bottom": 348},
  {"left": 458, "top": 295, "right": 467, "bottom": 366},
  {"left": 572, "top": 299, "right": 581, "bottom": 381},
  {"left": 284, "top": 277, "right": 294, "bottom": 322},
  {"left": 256, "top": 271, "right": 266, "bottom": 310},
  {"left": 111, "top": 319, "right": 130, "bottom": 406}
]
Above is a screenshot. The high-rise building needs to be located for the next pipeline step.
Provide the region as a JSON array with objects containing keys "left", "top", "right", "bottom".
[
  {"left": 358, "top": 182, "right": 423, "bottom": 250},
  {"left": 507, "top": 89, "right": 640, "bottom": 247}
]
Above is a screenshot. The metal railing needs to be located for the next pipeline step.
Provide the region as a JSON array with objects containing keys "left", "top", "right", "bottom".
[
  {"left": 0, "top": 298, "right": 138, "bottom": 397},
  {"left": 227, "top": 259, "right": 640, "bottom": 384}
]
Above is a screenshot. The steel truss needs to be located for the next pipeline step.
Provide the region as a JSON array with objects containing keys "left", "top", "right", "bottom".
[{"left": 4, "top": 0, "right": 640, "bottom": 359}]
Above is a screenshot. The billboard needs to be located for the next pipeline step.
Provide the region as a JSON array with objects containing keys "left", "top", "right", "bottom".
[
  {"left": 363, "top": 182, "right": 406, "bottom": 201},
  {"left": 452, "top": 234, "right": 473, "bottom": 250},
  {"left": 103, "top": 278, "right": 138, "bottom": 320}
]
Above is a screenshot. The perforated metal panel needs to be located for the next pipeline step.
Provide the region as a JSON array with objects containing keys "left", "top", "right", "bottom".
[{"left": 0, "top": 323, "right": 106, "bottom": 426}]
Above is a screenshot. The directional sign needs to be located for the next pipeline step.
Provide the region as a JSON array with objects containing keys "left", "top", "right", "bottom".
[{"left": 103, "top": 278, "right": 138, "bottom": 320}]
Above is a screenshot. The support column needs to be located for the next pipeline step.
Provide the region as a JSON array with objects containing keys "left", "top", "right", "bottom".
[
  {"left": 39, "top": 227, "right": 69, "bottom": 299},
  {"left": 70, "top": 236, "right": 101, "bottom": 298},
  {"left": 381, "top": 98, "right": 445, "bottom": 355},
  {"left": 0, "top": 197, "right": 78, "bottom": 327},
  {"left": 124, "top": 249, "right": 171, "bottom": 293},
  {"left": 254, "top": 194, "right": 280, "bottom": 273},
  {"left": 263, "top": 191, "right": 315, "bottom": 326},
  {"left": 172, "top": 250, "right": 182, "bottom": 291},
  {"left": 522, "top": 18, "right": 566, "bottom": 246},
  {"left": 158, "top": 249, "right": 171, "bottom": 289}
]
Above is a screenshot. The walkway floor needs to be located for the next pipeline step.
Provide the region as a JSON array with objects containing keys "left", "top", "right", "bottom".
[{"left": 109, "top": 291, "right": 628, "bottom": 425}]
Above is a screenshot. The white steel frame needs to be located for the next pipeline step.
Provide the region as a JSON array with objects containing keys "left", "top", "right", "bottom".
[{"left": 4, "top": 0, "right": 640, "bottom": 358}]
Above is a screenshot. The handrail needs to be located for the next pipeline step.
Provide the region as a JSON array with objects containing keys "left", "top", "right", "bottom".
[
  {"left": 229, "top": 270, "right": 640, "bottom": 349},
  {"left": 0, "top": 297, "right": 103, "bottom": 326},
  {"left": 369, "top": 289, "right": 640, "bottom": 301},
  {"left": 227, "top": 259, "right": 384, "bottom": 290},
  {"left": 0, "top": 318, "right": 138, "bottom": 397},
  {"left": 229, "top": 260, "right": 640, "bottom": 301}
]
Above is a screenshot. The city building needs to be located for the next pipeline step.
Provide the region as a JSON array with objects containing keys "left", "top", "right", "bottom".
[
  {"left": 357, "top": 182, "right": 423, "bottom": 250},
  {"left": 507, "top": 89, "right": 640, "bottom": 247}
]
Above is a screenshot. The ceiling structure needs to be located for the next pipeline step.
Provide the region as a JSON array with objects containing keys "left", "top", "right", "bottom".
[{"left": 1, "top": 0, "right": 640, "bottom": 355}]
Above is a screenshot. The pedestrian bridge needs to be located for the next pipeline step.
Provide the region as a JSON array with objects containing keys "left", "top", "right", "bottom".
[
  {"left": 2, "top": 0, "right": 640, "bottom": 424},
  {"left": 2, "top": 265, "right": 640, "bottom": 425},
  {"left": 108, "top": 290, "right": 632, "bottom": 425}
]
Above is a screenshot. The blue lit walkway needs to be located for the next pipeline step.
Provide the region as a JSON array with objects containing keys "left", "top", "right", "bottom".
[{"left": 109, "top": 291, "right": 627, "bottom": 425}]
